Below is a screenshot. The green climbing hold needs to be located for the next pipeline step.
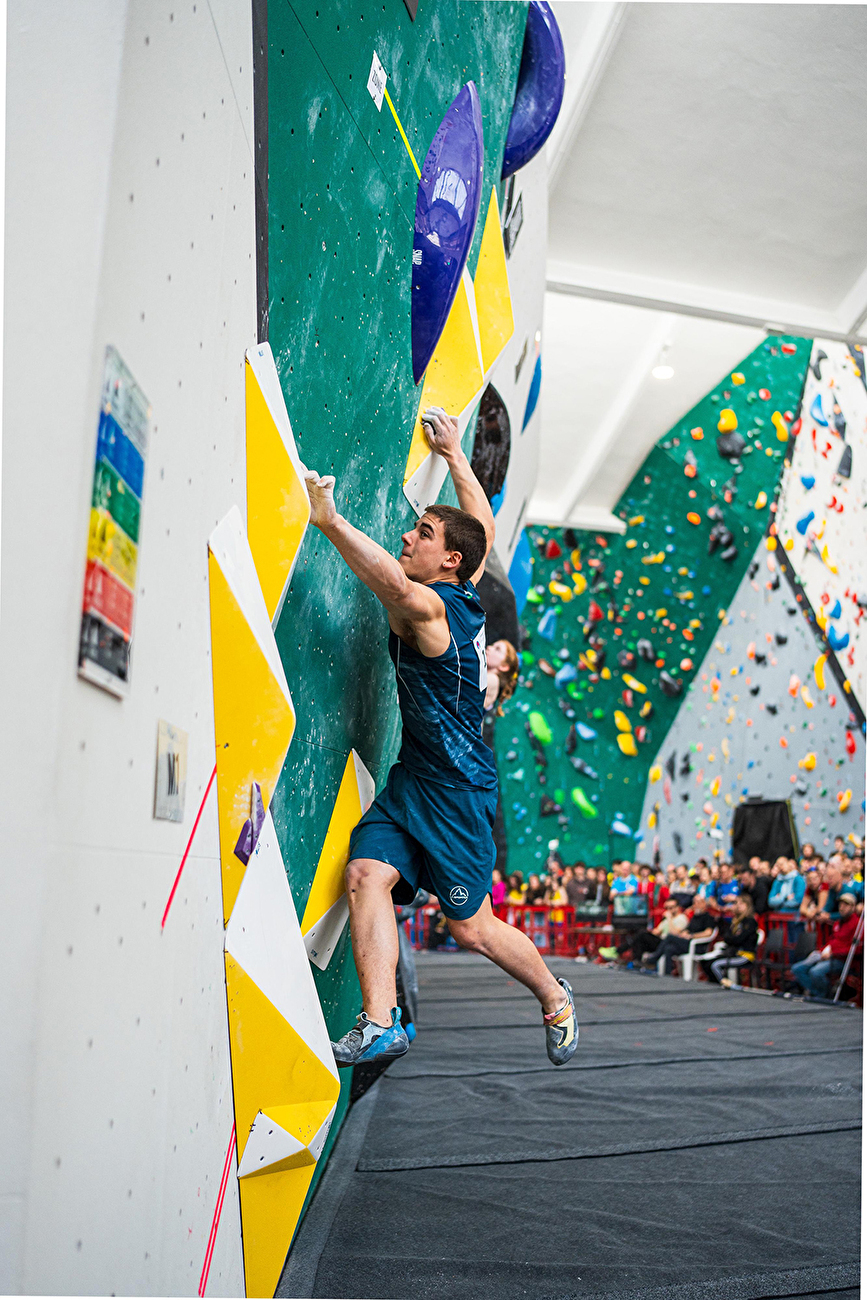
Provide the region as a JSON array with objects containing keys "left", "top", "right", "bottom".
[
  {"left": 592, "top": 708, "right": 605, "bottom": 719},
  {"left": 528, "top": 711, "right": 552, "bottom": 745},
  {"left": 527, "top": 590, "right": 543, "bottom": 605},
  {"left": 554, "top": 788, "right": 565, "bottom": 804},
  {"left": 522, "top": 652, "right": 535, "bottom": 667},
  {"left": 566, "top": 682, "right": 580, "bottom": 699},
  {"left": 571, "top": 788, "right": 597, "bottom": 818}
]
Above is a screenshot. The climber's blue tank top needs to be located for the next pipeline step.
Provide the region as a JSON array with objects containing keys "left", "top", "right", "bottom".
[{"left": 389, "top": 579, "right": 498, "bottom": 791}]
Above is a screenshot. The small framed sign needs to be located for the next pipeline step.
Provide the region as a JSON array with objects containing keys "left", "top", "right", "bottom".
[
  {"left": 154, "top": 719, "right": 188, "bottom": 823},
  {"left": 79, "top": 347, "right": 150, "bottom": 697}
]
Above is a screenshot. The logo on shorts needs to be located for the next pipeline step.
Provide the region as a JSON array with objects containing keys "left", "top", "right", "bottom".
[{"left": 449, "top": 885, "right": 469, "bottom": 907}]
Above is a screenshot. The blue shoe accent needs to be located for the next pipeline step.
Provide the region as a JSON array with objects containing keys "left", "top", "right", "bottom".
[
  {"left": 331, "top": 1006, "right": 410, "bottom": 1069},
  {"left": 406, "top": 1021, "right": 417, "bottom": 1043}
]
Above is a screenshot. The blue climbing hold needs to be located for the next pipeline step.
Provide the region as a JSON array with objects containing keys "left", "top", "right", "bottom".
[
  {"left": 555, "top": 662, "right": 578, "bottom": 689},
  {"left": 810, "top": 393, "right": 828, "bottom": 426},
  {"left": 795, "top": 510, "right": 815, "bottom": 535},
  {"left": 610, "top": 816, "right": 635, "bottom": 838},
  {"left": 501, "top": 2, "right": 566, "bottom": 178},
  {"left": 411, "top": 83, "right": 484, "bottom": 385},
  {"left": 522, "top": 354, "right": 542, "bottom": 430},
  {"left": 508, "top": 529, "right": 533, "bottom": 616},
  {"left": 576, "top": 722, "right": 597, "bottom": 742},
  {"left": 827, "top": 625, "right": 850, "bottom": 652},
  {"left": 829, "top": 599, "right": 842, "bottom": 620},
  {"left": 537, "top": 607, "right": 558, "bottom": 640},
  {"left": 800, "top": 475, "right": 816, "bottom": 490}
]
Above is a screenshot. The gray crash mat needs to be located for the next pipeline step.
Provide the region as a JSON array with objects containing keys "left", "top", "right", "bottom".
[{"left": 278, "top": 955, "right": 861, "bottom": 1300}]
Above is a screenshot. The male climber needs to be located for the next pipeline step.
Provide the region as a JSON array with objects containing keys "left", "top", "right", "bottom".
[{"left": 303, "top": 408, "right": 578, "bottom": 1069}]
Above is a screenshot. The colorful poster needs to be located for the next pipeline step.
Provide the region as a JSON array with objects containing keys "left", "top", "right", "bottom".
[{"left": 78, "top": 347, "right": 150, "bottom": 697}]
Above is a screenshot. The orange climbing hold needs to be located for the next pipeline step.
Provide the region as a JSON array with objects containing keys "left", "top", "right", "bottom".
[{"left": 687, "top": 512, "right": 701, "bottom": 525}]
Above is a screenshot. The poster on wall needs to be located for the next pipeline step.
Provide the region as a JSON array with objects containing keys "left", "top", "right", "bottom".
[{"left": 78, "top": 346, "right": 150, "bottom": 698}]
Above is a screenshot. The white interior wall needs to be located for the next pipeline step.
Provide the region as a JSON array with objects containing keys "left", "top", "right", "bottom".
[{"left": 2, "top": 2, "right": 254, "bottom": 1293}]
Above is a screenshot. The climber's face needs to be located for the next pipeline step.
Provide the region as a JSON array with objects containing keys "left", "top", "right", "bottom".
[{"left": 398, "top": 514, "right": 461, "bottom": 583}]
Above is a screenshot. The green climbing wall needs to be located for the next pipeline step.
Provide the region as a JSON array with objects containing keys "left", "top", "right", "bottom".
[
  {"left": 496, "top": 336, "right": 812, "bottom": 875},
  {"left": 264, "top": 0, "right": 529, "bottom": 1201}
]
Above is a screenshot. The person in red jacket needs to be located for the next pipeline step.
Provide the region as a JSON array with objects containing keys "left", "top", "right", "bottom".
[{"left": 790, "top": 894, "right": 862, "bottom": 999}]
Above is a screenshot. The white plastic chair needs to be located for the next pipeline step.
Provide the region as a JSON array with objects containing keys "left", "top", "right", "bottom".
[{"left": 680, "top": 929, "right": 720, "bottom": 982}]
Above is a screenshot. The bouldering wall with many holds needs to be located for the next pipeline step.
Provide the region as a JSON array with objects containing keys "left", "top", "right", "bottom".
[
  {"left": 494, "top": 336, "right": 812, "bottom": 875},
  {"left": 775, "top": 339, "right": 867, "bottom": 712},
  {"left": 636, "top": 538, "right": 865, "bottom": 862}
]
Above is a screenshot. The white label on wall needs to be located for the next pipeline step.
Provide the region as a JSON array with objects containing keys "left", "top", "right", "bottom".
[
  {"left": 154, "top": 719, "right": 188, "bottom": 822},
  {"left": 367, "top": 51, "right": 386, "bottom": 111}
]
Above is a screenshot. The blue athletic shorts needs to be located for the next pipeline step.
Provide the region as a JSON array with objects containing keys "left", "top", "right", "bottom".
[{"left": 349, "top": 762, "right": 497, "bottom": 920}]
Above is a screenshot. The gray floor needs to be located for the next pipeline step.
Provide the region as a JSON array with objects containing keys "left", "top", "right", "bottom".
[{"left": 279, "top": 956, "right": 862, "bottom": 1300}]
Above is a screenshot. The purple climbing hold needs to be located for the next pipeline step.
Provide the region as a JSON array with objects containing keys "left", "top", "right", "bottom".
[
  {"left": 411, "top": 82, "right": 484, "bottom": 384},
  {"left": 233, "top": 781, "right": 265, "bottom": 865},
  {"left": 501, "top": 2, "right": 565, "bottom": 178}
]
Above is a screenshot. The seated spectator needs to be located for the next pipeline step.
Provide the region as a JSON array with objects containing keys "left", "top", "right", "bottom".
[
  {"left": 671, "top": 863, "right": 697, "bottom": 909},
  {"left": 563, "top": 865, "right": 586, "bottom": 910},
  {"left": 839, "top": 857, "right": 864, "bottom": 902},
  {"left": 506, "top": 872, "right": 526, "bottom": 903},
  {"left": 619, "top": 897, "right": 685, "bottom": 965},
  {"left": 525, "top": 872, "right": 546, "bottom": 904},
  {"left": 834, "top": 835, "right": 851, "bottom": 859},
  {"left": 699, "top": 894, "right": 760, "bottom": 984},
  {"left": 799, "top": 868, "right": 822, "bottom": 920},
  {"left": 791, "top": 893, "right": 862, "bottom": 999},
  {"left": 583, "top": 866, "right": 609, "bottom": 909},
  {"left": 768, "top": 858, "right": 805, "bottom": 912},
  {"left": 716, "top": 863, "right": 740, "bottom": 915},
  {"left": 491, "top": 867, "right": 507, "bottom": 908},
  {"left": 642, "top": 895, "right": 716, "bottom": 972},
  {"left": 738, "top": 866, "right": 770, "bottom": 916},
  {"left": 610, "top": 860, "right": 639, "bottom": 896},
  {"left": 817, "top": 863, "right": 844, "bottom": 921},
  {"left": 695, "top": 863, "right": 718, "bottom": 909}
]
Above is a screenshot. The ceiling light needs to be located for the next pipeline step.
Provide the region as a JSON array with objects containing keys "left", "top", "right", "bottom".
[{"left": 652, "top": 364, "right": 674, "bottom": 380}]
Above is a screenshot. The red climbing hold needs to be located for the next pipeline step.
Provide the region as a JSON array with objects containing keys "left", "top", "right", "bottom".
[
  {"left": 545, "top": 539, "right": 562, "bottom": 559},
  {"left": 846, "top": 731, "right": 857, "bottom": 757},
  {"left": 790, "top": 417, "right": 802, "bottom": 437},
  {"left": 781, "top": 343, "right": 797, "bottom": 355},
  {"left": 758, "top": 388, "right": 771, "bottom": 400},
  {"left": 588, "top": 600, "right": 604, "bottom": 622}
]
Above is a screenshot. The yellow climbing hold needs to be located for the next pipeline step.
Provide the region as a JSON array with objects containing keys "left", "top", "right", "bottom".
[
  {"left": 617, "top": 733, "right": 638, "bottom": 757},
  {"left": 800, "top": 686, "right": 814, "bottom": 709},
  {"left": 755, "top": 492, "right": 767, "bottom": 509},
  {"left": 622, "top": 674, "right": 647, "bottom": 694},
  {"left": 571, "top": 549, "right": 581, "bottom": 567},
  {"left": 772, "top": 411, "right": 789, "bottom": 442},
  {"left": 710, "top": 775, "right": 721, "bottom": 796},
  {"left": 600, "top": 667, "right": 612, "bottom": 680},
  {"left": 649, "top": 765, "right": 662, "bottom": 784},
  {"left": 731, "top": 372, "right": 745, "bottom": 385},
  {"left": 549, "top": 581, "right": 572, "bottom": 601},
  {"left": 628, "top": 516, "right": 644, "bottom": 526},
  {"left": 838, "top": 789, "right": 852, "bottom": 813},
  {"left": 642, "top": 552, "right": 665, "bottom": 565},
  {"left": 766, "top": 536, "right": 777, "bottom": 551},
  {"left": 655, "top": 608, "right": 667, "bottom": 619},
  {"left": 572, "top": 572, "right": 587, "bottom": 594},
  {"left": 614, "top": 710, "right": 632, "bottom": 733},
  {"left": 648, "top": 809, "right": 657, "bottom": 829},
  {"left": 640, "top": 700, "right": 653, "bottom": 718},
  {"left": 814, "top": 653, "right": 828, "bottom": 690},
  {"left": 785, "top": 538, "right": 794, "bottom": 551},
  {"left": 625, "top": 539, "right": 638, "bottom": 549},
  {"left": 798, "top": 752, "right": 817, "bottom": 771},
  {"left": 717, "top": 408, "right": 737, "bottom": 432}
]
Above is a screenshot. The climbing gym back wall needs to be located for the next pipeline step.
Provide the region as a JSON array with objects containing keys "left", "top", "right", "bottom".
[{"left": 496, "top": 334, "right": 864, "bottom": 873}]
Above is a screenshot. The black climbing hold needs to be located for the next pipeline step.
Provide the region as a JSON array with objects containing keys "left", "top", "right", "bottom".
[
  {"left": 665, "top": 752, "right": 676, "bottom": 780},
  {"left": 720, "top": 544, "right": 739, "bottom": 562},
  {"left": 811, "top": 348, "right": 828, "bottom": 381},
  {"left": 637, "top": 638, "right": 655, "bottom": 662},
  {"left": 748, "top": 561, "right": 759, "bottom": 579},
  {"left": 766, "top": 703, "right": 778, "bottom": 715},
  {"left": 749, "top": 685, "right": 760, "bottom": 696},
  {"left": 837, "top": 443, "right": 852, "bottom": 478},
  {"left": 660, "top": 671, "right": 683, "bottom": 698},
  {"left": 673, "top": 831, "right": 683, "bottom": 853},
  {"left": 774, "top": 632, "right": 787, "bottom": 645},
  {"left": 617, "top": 649, "right": 637, "bottom": 669},
  {"left": 679, "top": 751, "right": 692, "bottom": 776},
  {"left": 717, "top": 430, "right": 745, "bottom": 459},
  {"left": 570, "top": 756, "right": 598, "bottom": 780},
  {"left": 540, "top": 795, "right": 562, "bottom": 817},
  {"left": 563, "top": 527, "right": 578, "bottom": 549},
  {"left": 565, "top": 723, "right": 577, "bottom": 754}
]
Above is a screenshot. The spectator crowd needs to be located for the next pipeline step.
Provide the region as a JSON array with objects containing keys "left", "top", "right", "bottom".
[{"left": 482, "top": 836, "right": 864, "bottom": 1001}]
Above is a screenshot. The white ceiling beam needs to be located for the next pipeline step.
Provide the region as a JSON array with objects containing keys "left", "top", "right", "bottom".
[
  {"left": 546, "top": 260, "right": 867, "bottom": 345},
  {"left": 546, "top": 2, "right": 626, "bottom": 194}
]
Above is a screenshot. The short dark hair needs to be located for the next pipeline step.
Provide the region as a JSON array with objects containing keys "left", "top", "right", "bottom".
[{"left": 423, "top": 504, "right": 487, "bottom": 582}]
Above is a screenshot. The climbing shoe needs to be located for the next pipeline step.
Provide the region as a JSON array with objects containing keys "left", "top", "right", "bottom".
[
  {"left": 331, "top": 1006, "right": 410, "bottom": 1069},
  {"left": 544, "top": 977, "right": 579, "bottom": 1066}
]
